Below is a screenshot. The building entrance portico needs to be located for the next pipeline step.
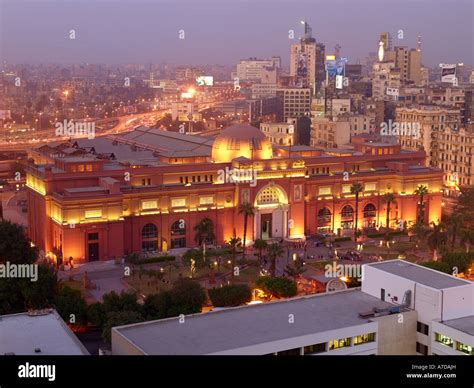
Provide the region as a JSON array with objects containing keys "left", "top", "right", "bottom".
[{"left": 253, "top": 184, "right": 289, "bottom": 240}]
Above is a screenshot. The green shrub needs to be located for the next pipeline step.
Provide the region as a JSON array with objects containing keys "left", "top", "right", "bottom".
[
  {"left": 137, "top": 256, "right": 175, "bottom": 265},
  {"left": 256, "top": 277, "right": 297, "bottom": 298},
  {"left": 208, "top": 284, "right": 252, "bottom": 307},
  {"left": 334, "top": 236, "right": 352, "bottom": 242},
  {"left": 54, "top": 286, "right": 87, "bottom": 325}
]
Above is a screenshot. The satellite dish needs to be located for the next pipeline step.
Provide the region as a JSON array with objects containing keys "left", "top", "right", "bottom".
[{"left": 326, "top": 278, "right": 348, "bottom": 292}]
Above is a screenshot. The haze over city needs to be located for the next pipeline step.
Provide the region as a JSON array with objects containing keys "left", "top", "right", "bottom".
[{"left": 1, "top": 0, "right": 473, "bottom": 67}]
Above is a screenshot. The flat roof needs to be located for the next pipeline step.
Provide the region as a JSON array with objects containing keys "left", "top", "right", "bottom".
[
  {"left": 441, "top": 316, "right": 474, "bottom": 336},
  {"left": 0, "top": 310, "right": 89, "bottom": 355},
  {"left": 114, "top": 288, "right": 392, "bottom": 355},
  {"left": 366, "top": 260, "right": 471, "bottom": 290}
]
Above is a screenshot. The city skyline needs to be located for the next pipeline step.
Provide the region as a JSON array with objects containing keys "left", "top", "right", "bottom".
[{"left": 1, "top": 0, "right": 473, "bottom": 67}]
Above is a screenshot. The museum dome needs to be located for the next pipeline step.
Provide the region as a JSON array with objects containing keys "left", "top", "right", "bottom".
[{"left": 211, "top": 124, "right": 273, "bottom": 163}]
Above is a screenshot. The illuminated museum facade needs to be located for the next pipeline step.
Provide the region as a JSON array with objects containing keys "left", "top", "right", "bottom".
[{"left": 26, "top": 124, "right": 443, "bottom": 262}]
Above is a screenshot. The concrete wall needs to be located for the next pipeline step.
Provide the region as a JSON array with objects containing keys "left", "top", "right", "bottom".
[
  {"left": 442, "top": 285, "right": 474, "bottom": 321},
  {"left": 111, "top": 329, "right": 146, "bottom": 355},
  {"left": 371, "top": 310, "right": 417, "bottom": 355}
]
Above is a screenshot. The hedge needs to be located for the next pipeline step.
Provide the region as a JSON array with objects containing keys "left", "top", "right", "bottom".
[
  {"left": 256, "top": 277, "right": 297, "bottom": 298},
  {"left": 137, "top": 256, "right": 176, "bottom": 265}
]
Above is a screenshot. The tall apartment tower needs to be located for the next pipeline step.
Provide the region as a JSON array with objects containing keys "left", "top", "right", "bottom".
[
  {"left": 385, "top": 46, "right": 422, "bottom": 85},
  {"left": 290, "top": 21, "right": 318, "bottom": 95}
]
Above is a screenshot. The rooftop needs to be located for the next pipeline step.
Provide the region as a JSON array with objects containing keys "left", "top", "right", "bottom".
[
  {"left": 0, "top": 310, "right": 89, "bottom": 355},
  {"left": 113, "top": 288, "right": 392, "bottom": 355},
  {"left": 441, "top": 316, "right": 474, "bottom": 336},
  {"left": 366, "top": 260, "right": 471, "bottom": 290}
]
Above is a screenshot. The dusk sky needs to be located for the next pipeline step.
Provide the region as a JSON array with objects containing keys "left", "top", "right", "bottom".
[{"left": 1, "top": 0, "right": 472, "bottom": 67}]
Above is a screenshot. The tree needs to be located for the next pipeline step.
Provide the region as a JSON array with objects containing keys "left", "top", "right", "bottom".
[
  {"left": 427, "top": 222, "right": 448, "bottom": 261},
  {"left": 253, "top": 239, "right": 268, "bottom": 265},
  {"left": 409, "top": 222, "right": 430, "bottom": 246},
  {"left": 460, "top": 229, "right": 474, "bottom": 253},
  {"left": 87, "top": 302, "right": 106, "bottom": 327},
  {"left": 284, "top": 257, "right": 307, "bottom": 281},
  {"left": 208, "top": 284, "right": 252, "bottom": 307},
  {"left": 142, "top": 292, "right": 172, "bottom": 320},
  {"left": 165, "top": 278, "right": 206, "bottom": 317},
  {"left": 55, "top": 285, "right": 87, "bottom": 326},
  {"left": 457, "top": 187, "right": 474, "bottom": 229},
  {"left": 0, "top": 220, "right": 37, "bottom": 264},
  {"left": 267, "top": 242, "right": 284, "bottom": 277},
  {"left": 226, "top": 236, "right": 242, "bottom": 279},
  {"left": 421, "top": 261, "right": 452, "bottom": 274},
  {"left": 238, "top": 202, "right": 255, "bottom": 259},
  {"left": 102, "top": 311, "right": 143, "bottom": 343},
  {"left": 446, "top": 213, "right": 464, "bottom": 249},
  {"left": 414, "top": 185, "right": 429, "bottom": 224},
  {"left": 255, "top": 277, "right": 297, "bottom": 299},
  {"left": 194, "top": 218, "right": 215, "bottom": 245},
  {"left": 382, "top": 192, "right": 395, "bottom": 230},
  {"left": 102, "top": 291, "right": 142, "bottom": 315},
  {"left": 442, "top": 252, "right": 473, "bottom": 274},
  {"left": 350, "top": 183, "right": 364, "bottom": 241}
]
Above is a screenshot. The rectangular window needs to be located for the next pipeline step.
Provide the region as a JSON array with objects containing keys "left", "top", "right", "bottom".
[
  {"left": 342, "top": 184, "right": 352, "bottom": 194},
  {"left": 85, "top": 209, "right": 102, "bottom": 219},
  {"left": 416, "top": 342, "right": 428, "bottom": 355},
  {"left": 435, "top": 333, "right": 453, "bottom": 348},
  {"left": 318, "top": 187, "right": 332, "bottom": 196},
  {"left": 303, "top": 342, "right": 326, "bottom": 355},
  {"left": 353, "top": 333, "right": 376, "bottom": 346},
  {"left": 416, "top": 322, "right": 429, "bottom": 336},
  {"left": 171, "top": 198, "right": 186, "bottom": 208},
  {"left": 142, "top": 200, "right": 158, "bottom": 210},
  {"left": 199, "top": 196, "right": 214, "bottom": 205},
  {"left": 456, "top": 342, "right": 473, "bottom": 355},
  {"left": 329, "top": 337, "right": 351, "bottom": 350},
  {"left": 365, "top": 183, "right": 377, "bottom": 192},
  {"left": 85, "top": 164, "right": 93, "bottom": 172},
  {"left": 276, "top": 348, "right": 301, "bottom": 356},
  {"left": 77, "top": 164, "right": 85, "bottom": 172}
]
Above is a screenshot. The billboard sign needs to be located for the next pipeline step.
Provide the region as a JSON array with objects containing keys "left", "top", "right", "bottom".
[
  {"left": 386, "top": 87, "right": 399, "bottom": 97},
  {"left": 440, "top": 64, "right": 456, "bottom": 83},
  {"left": 297, "top": 52, "right": 308, "bottom": 77},
  {"left": 196, "top": 76, "right": 214, "bottom": 86},
  {"left": 326, "top": 60, "right": 337, "bottom": 77}
]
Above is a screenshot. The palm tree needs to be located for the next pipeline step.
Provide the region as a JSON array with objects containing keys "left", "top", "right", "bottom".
[
  {"left": 414, "top": 185, "right": 429, "bottom": 224},
  {"left": 267, "top": 242, "right": 284, "bottom": 277},
  {"left": 427, "top": 222, "right": 448, "bottom": 261},
  {"left": 284, "top": 257, "right": 307, "bottom": 281},
  {"left": 382, "top": 192, "right": 395, "bottom": 230},
  {"left": 226, "top": 236, "right": 242, "bottom": 279},
  {"left": 446, "top": 213, "right": 464, "bottom": 248},
  {"left": 460, "top": 229, "right": 474, "bottom": 253},
  {"left": 253, "top": 238, "right": 268, "bottom": 265},
  {"left": 238, "top": 202, "right": 255, "bottom": 259},
  {"left": 350, "top": 183, "right": 364, "bottom": 242},
  {"left": 194, "top": 218, "right": 215, "bottom": 245}
]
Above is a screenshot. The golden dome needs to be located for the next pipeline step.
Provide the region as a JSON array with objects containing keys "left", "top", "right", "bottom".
[{"left": 212, "top": 124, "right": 273, "bottom": 163}]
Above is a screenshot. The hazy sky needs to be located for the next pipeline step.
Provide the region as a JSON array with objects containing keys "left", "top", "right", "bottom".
[{"left": 0, "top": 0, "right": 472, "bottom": 67}]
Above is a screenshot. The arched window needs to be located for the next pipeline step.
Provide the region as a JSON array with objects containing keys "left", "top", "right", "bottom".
[
  {"left": 363, "top": 203, "right": 377, "bottom": 218},
  {"left": 171, "top": 220, "right": 186, "bottom": 236},
  {"left": 256, "top": 187, "right": 286, "bottom": 206},
  {"left": 142, "top": 223, "right": 158, "bottom": 252},
  {"left": 317, "top": 207, "right": 332, "bottom": 224},
  {"left": 341, "top": 205, "right": 354, "bottom": 219}
]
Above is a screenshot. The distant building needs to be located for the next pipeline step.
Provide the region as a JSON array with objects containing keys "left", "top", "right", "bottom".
[
  {"left": 276, "top": 87, "right": 311, "bottom": 121},
  {"left": 372, "top": 62, "right": 401, "bottom": 101},
  {"left": 385, "top": 46, "right": 422, "bottom": 85},
  {"left": 236, "top": 58, "right": 280, "bottom": 82},
  {"left": 260, "top": 119, "right": 296, "bottom": 146}
]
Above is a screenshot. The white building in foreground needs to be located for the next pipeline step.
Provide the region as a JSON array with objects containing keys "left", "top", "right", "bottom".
[
  {"left": 112, "top": 260, "right": 474, "bottom": 356},
  {"left": 0, "top": 309, "right": 89, "bottom": 355}
]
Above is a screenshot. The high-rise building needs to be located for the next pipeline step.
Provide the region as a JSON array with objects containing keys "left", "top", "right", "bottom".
[
  {"left": 276, "top": 87, "right": 311, "bottom": 121},
  {"left": 372, "top": 62, "right": 401, "bottom": 101},
  {"left": 290, "top": 21, "right": 324, "bottom": 95},
  {"left": 385, "top": 46, "right": 422, "bottom": 85}
]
